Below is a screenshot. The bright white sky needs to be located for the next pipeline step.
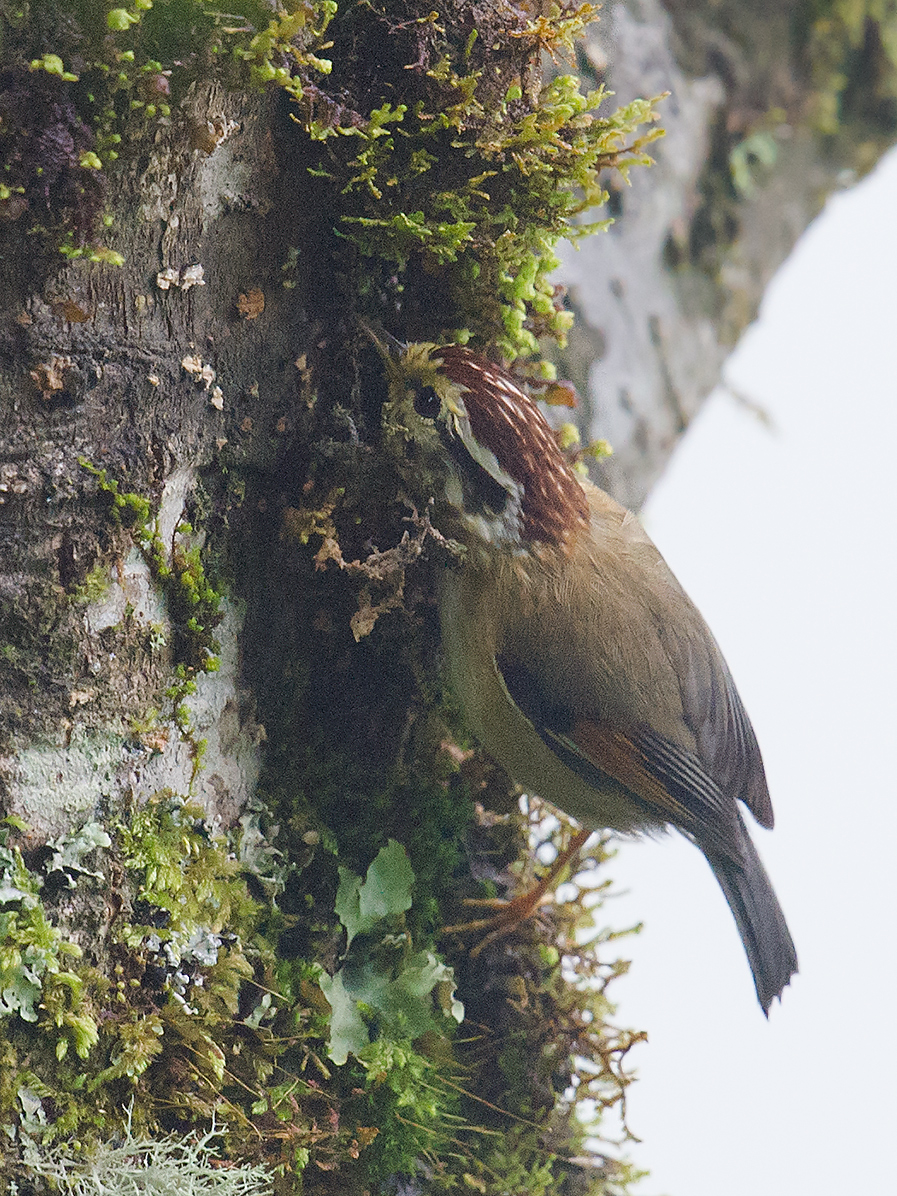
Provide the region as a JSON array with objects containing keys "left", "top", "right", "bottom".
[{"left": 593, "top": 146, "right": 897, "bottom": 1193}]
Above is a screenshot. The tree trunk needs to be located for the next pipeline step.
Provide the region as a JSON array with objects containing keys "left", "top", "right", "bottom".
[
  {"left": 559, "top": 0, "right": 897, "bottom": 508},
  {"left": 1, "top": 1, "right": 895, "bottom": 1192}
]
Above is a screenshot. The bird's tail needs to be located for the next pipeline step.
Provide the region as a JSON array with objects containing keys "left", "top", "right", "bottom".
[{"left": 706, "top": 818, "right": 798, "bottom": 1014}]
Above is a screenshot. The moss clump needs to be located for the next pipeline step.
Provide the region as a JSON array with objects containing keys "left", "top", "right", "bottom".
[
  {"left": 2, "top": 1, "right": 662, "bottom": 361},
  {"left": 290, "top": 1, "right": 663, "bottom": 360},
  {"left": 0, "top": 793, "right": 473, "bottom": 1192},
  {"left": 80, "top": 460, "right": 224, "bottom": 676},
  {"left": 0, "top": 798, "right": 305, "bottom": 1178},
  {"left": 68, "top": 562, "right": 113, "bottom": 606}
]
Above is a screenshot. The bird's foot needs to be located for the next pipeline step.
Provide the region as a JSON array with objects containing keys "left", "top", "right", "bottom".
[
  {"left": 444, "top": 888, "right": 552, "bottom": 958},
  {"left": 443, "top": 826, "right": 592, "bottom": 957}
]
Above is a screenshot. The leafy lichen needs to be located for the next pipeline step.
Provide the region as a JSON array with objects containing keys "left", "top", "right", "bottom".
[{"left": 0, "top": 823, "right": 97, "bottom": 1057}]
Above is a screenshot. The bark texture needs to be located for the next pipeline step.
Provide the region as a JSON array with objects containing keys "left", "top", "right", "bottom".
[
  {"left": 1, "top": 83, "right": 284, "bottom": 832},
  {"left": 1, "top": 0, "right": 895, "bottom": 1191},
  {"left": 559, "top": 0, "right": 897, "bottom": 508}
]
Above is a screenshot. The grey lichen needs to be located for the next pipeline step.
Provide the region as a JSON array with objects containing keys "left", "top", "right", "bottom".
[{"left": 22, "top": 1120, "right": 272, "bottom": 1196}]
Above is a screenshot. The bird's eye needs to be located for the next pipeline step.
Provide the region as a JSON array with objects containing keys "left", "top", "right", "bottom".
[{"left": 412, "top": 385, "right": 441, "bottom": 420}]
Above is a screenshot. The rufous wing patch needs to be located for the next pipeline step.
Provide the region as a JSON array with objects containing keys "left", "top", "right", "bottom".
[{"left": 497, "top": 653, "right": 742, "bottom": 859}]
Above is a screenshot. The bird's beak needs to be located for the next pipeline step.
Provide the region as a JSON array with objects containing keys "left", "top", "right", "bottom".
[{"left": 359, "top": 320, "right": 405, "bottom": 364}]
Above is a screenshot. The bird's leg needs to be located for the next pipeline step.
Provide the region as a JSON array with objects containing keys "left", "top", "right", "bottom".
[{"left": 444, "top": 826, "right": 593, "bottom": 957}]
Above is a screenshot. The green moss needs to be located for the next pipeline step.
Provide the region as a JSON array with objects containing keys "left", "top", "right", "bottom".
[
  {"left": 0, "top": 782, "right": 468, "bottom": 1187},
  {"left": 0, "top": 826, "right": 97, "bottom": 1060},
  {"left": 0, "top": 0, "right": 338, "bottom": 252},
  {"left": 0, "top": 800, "right": 294, "bottom": 1170},
  {"left": 332, "top": 80, "right": 662, "bottom": 359},
  {"left": 1, "top": 1, "right": 662, "bottom": 361},
  {"left": 70, "top": 461, "right": 225, "bottom": 788},
  {"left": 352, "top": 1036, "right": 462, "bottom": 1181},
  {"left": 79, "top": 460, "right": 224, "bottom": 678},
  {"left": 78, "top": 461, "right": 152, "bottom": 529},
  {"left": 1, "top": 738, "right": 642, "bottom": 1193},
  {"left": 69, "top": 562, "right": 113, "bottom": 606},
  {"left": 288, "top": 4, "right": 663, "bottom": 360},
  {"left": 101, "top": 794, "right": 468, "bottom": 1185}
]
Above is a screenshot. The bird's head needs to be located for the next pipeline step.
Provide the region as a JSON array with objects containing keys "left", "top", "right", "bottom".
[{"left": 370, "top": 331, "right": 589, "bottom": 551}]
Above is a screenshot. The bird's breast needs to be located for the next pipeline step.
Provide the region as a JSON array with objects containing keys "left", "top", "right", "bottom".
[{"left": 437, "top": 558, "right": 657, "bottom": 835}]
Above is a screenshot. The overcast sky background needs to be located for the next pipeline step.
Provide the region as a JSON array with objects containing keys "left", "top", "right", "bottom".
[{"left": 588, "top": 145, "right": 897, "bottom": 1193}]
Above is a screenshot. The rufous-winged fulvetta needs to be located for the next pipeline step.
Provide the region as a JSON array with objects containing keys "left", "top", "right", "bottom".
[{"left": 376, "top": 336, "right": 798, "bottom": 1013}]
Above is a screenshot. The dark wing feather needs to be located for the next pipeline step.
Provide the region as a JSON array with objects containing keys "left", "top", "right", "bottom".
[
  {"left": 496, "top": 651, "right": 798, "bottom": 1008},
  {"left": 497, "top": 653, "right": 742, "bottom": 858},
  {"left": 583, "top": 487, "right": 773, "bottom": 829},
  {"left": 672, "top": 629, "right": 774, "bottom": 829}
]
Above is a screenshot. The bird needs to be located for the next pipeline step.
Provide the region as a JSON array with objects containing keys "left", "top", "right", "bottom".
[{"left": 372, "top": 333, "right": 798, "bottom": 1013}]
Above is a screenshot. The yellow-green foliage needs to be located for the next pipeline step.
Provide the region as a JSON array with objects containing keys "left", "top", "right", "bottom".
[
  {"left": 1, "top": 798, "right": 326, "bottom": 1180},
  {"left": 1, "top": 783, "right": 643, "bottom": 1194},
  {"left": 288, "top": 1, "right": 664, "bottom": 358},
  {"left": 323, "top": 79, "right": 662, "bottom": 357},
  {"left": 25, "top": 1122, "right": 272, "bottom": 1196}
]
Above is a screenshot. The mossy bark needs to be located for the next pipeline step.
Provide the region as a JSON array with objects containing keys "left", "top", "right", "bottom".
[
  {"left": 0, "top": 7, "right": 645, "bottom": 1191},
  {"left": 1, "top": 1, "right": 897, "bottom": 1192},
  {"left": 0, "top": 79, "right": 284, "bottom": 830},
  {"left": 558, "top": 0, "right": 897, "bottom": 508}
]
